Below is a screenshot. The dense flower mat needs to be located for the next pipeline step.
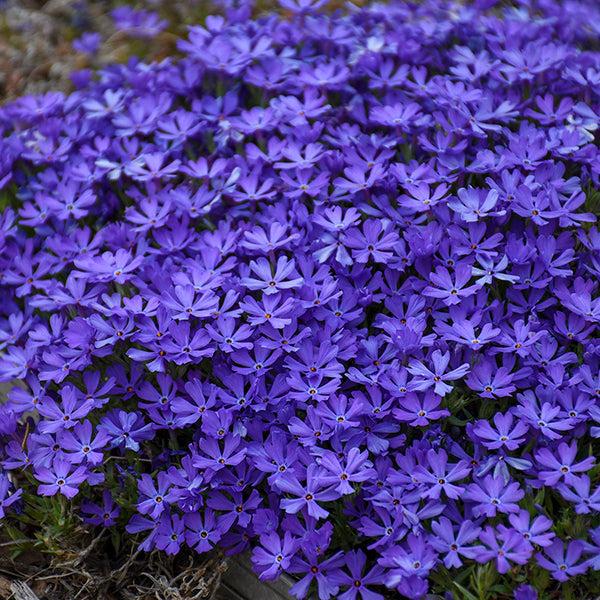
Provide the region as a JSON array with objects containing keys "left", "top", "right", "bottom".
[{"left": 2, "top": 0, "right": 600, "bottom": 597}]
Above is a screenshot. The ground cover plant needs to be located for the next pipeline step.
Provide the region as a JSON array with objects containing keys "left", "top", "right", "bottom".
[{"left": 2, "top": 0, "right": 600, "bottom": 598}]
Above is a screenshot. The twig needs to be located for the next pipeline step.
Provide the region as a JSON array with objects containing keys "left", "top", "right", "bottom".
[
  {"left": 74, "top": 528, "right": 106, "bottom": 564},
  {"left": 37, "top": 568, "right": 83, "bottom": 581},
  {"left": 73, "top": 575, "right": 93, "bottom": 599},
  {"left": 0, "top": 567, "right": 22, "bottom": 579},
  {"left": 23, "top": 566, "right": 52, "bottom": 585},
  {"left": 9, "top": 581, "right": 40, "bottom": 600},
  {"left": 113, "top": 548, "right": 141, "bottom": 587},
  {"left": 208, "top": 573, "right": 223, "bottom": 600},
  {"left": 73, "top": 581, "right": 91, "bottom": 600}
]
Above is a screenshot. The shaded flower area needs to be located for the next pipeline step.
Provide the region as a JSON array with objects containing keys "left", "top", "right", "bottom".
[{"left": 2, "top": 0, "right": 600, "bottom": 598}]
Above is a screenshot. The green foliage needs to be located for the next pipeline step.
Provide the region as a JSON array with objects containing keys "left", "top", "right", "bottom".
[
  {"left": 0, "top": 182, "right": 18, "bottom": 212},
  {"left": 6, "top": 490, "right": 81, "bottom": 558}
]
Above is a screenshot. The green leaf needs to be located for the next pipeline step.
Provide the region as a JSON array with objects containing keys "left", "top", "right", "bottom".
[
  {"left": 448, "top": 415, "right": 468, "bottom": 426},
  {"left": 534, "top": 488, "right": 545, "bottom": 505},
  {"left": 4, "top": 524, "right": 25, "bottom": 541},
  {"left": 471, "top": 563, "right": 498, "bottom": 598},
  {"left": 111, "top": 530, "right": 121, "bottom": 555},
  {"left": 453, "top": 581, "right": 479, "bottom": 600}
]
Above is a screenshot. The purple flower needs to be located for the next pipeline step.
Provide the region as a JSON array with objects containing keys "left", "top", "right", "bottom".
[
  {"left": 434, "top": 317, "right": 500, "bottom": 349},
  {"left": 126, "top": 153, "right": 181, "bottom": 181},
  {"left": 413, "top": 449, "right": 471, "bottom": 500},
  {"left": 334, "top": 164, "right": 386, "bottom": 193},
  {"left": 74, "top": 249, "right": 145, "bottom": 284},
  {"left": 328, "top": 549, "right": 385, "bottom": 600},
  {"left": 81, "top": 489, "right": 120, "bottom": 527},
  {"left": 250, "top": 430, "right": 302, "bottom": 487},
  {"left": 513, "top": 395, "right": 573, "bottom": 440},
  {"left": 536, "top": 540, "right": 588, "bottom": 581},
  {"left": 493, "top": 319, "right": 545, "bottom": 358},
  {"left": 60, "top": 420, "right": 110, "bottom": 466},
  {"left": 288, "top": 549, "right": 345, "bottom": 600},
  {"left": 161, "top": 285, "right": 218, "bottom": 320},
  {"left": 514, "top": 584, "right": 538, "bottom": 600},
  {"left": 407, "top": 350, "right": 470, "bottom": 396},
  {"left": 72, "top": 32, "right": 101, "bottom": 54},
  {"left": 206, "top": 489, "right": 262, "bottom": 529},
  {"left": 476, "top": 526, "right": 532, "bottom": 574},
  {"left": 161, "top": 321, "right": 214, "bottom": 363},
  {"left": 378, "top": 533, "right": 437, "bottom": 588},
  {"left": 284, "top": 340, "right": 343, "bottom": 379},
  {"left": 111, "top": 6, "right": 168, "bottom": 38},
  {"left": 465, "top": 360, "right": 517, "bottom": 398},
  {"left": 125, "top": 514, "right": 160, "bottom": 552},
  {"left": 371, "top": 102, "right": 425, "bottom": 131},
  {"left": 36, "top": 459, "right": 90, "bottom": 498},
  {"left": 184, "top": 508, "right": 232, "bottom": 553},
  {"left": 278, "top": 0, "right": 329, "bottom": 13},
  {"left": 472, "top": 256, "right": 518, "bottom": 286},
  {"left": 287, "top": 375, "right": 340, "bottom": 407},
  {"left": 344, "top": 221, "right": 399, "bottom": 264},
  {"left": 240, "top": 256, "right": 303, "bottom": 295},
  {"left": 37, "top": 385, "right": 95, "bottom": 434},
  {"left": 318, "top": 448, "right": 375, "bottom": 496},
  {"left": 392, "top": 391, "right": 450, "bottom": 426},
  {"left": 251, "top": 531, "right": 300, "bottom": 581},
  {"left": 557, "top": 475, "right": 600, "bottom": 513},
  {"left": 0, "top": 474, "right": 22, "bottom": 518},
  {"left": 315, "top": 392, "right": 364, "bottom": 430},
  {"left": 535, "top": 441, "right": 595, "bottom": 486},
  {"left": 155, "top": 512, "right": 185, "bottom": 555},
  {"left": 170, "top": 378, "right": 217, "bottom": 426},
  {"left": 399, "top": 182, "right": 449, "bottom": 212},
  {"left": 241, "top": 222, "right": 300, "bottom": 254},
  {"left": 271, "top": 89, "right": 330, "bottom": 127},
  {"left": 423, "top": 265, "right": 479, "bottom": 305},
  {"left": 470, "top": 412, "right": 529, "bottom": 451},
  {"left": 125, "top": 197, "right": 174, "bottom": 232},
  {"left": 448, "top": 187, "right": 504, "bottom": 222},
  {"left": 429, "top": 517, "right": 482, "bottom": 569},
  {"left": 277, "top": 465, "right": 339, "bottom": 520},
  {"left": 280, "top": 169, "right": 329, "bottom": 198},
  {"left": 136, "top": 472, "right": 182, "bottom": 520},
  {"left": 98, "top": 409, "right": 155, "bottom": 451},
  {"left": 206, "top": 317, "right": 253, "bottom": 353},
  {"left": 239, "top": 293, "right": 296, "bottom": 329},
  {"left": 507, "top": 510, "right": 555, "bottom": 548},
  {"left": 511, "top": 185, "right": 562, "bottom": 225},
  {"left": 192, "top": 435, "right": 247, "bottom": 472},
  {"left": 465, "top": 475, "right": 524, "bottom": 517},
  {"left": 43, "top": 181, "right": 96, "bottom": 221}
]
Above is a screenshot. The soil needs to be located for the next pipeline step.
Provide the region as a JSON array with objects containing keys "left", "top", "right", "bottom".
[{"left": 0, "top": 0, "right": 193, "bottom": 103}]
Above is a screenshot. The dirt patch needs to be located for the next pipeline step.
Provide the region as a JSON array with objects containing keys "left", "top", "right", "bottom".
[
  {"left": 0, "top": 0, "right": 191, "bottom": 102},
  {"left": 0, "top": 534, "right": 227, "bottom": 599}
]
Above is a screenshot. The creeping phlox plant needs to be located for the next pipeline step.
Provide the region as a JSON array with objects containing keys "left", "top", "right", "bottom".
[{"left": 3, "top": 0, "right": 600, "bottom": 598}]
